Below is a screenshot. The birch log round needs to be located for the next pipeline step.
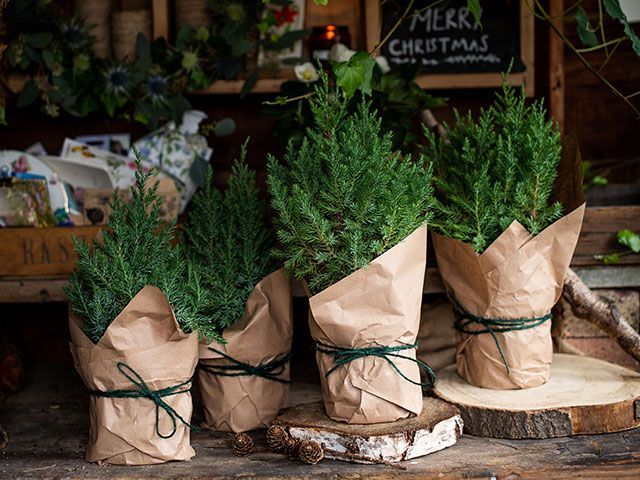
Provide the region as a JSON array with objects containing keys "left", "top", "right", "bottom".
[
  {"left": 274, "top": 398, "right": 462, "bottom": 464},
  {"left": 434, "top": 353, "right": 640, "bottom": 439}
]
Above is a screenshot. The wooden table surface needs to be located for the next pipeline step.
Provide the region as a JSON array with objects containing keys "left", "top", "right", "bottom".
[{"left": 1, "top": 366, "right": 639, "bottom": 479}]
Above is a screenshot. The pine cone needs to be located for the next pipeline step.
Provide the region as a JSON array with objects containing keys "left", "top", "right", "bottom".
[
  {"left": 266, "top": 424, "right": 288, "bottom": 452},
  {"left": 283, "top": 436, "right": 299, "bottom": 459},
  {"left": 232, "top": 433, "right": 254, "bottom": 457},
  {"left": 298, "top": 439, "right": 323, "bottom": 465}
]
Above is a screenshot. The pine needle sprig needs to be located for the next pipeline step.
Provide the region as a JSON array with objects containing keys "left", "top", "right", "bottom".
[
  {"left": 424, "top": 76, "right": 563, "bottom": 253},
  {"left": 65, "top": 156, "right": 210, "bottom": 343},
  {"left": 268, "top": 73, "right": 434, "bottom": 295},
  {"left": 182, "top": 140, "right": 275, "bottom": 342}
]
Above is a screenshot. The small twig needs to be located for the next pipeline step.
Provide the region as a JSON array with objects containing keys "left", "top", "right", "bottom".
[
  {"left": 371, "top": 0, "right": 416, "bottom": 56},
  {"left": 598, "top": 38, "right": 623, "bottom": 72},
  {"left": 550, "top": 0, "right": 584, "bottom": 20},
  {"left": 263, "top": 91, "right": 315, "bottom": 106},
  {"left": 575, "top": 37, "right": 625, "bottom": 53}
]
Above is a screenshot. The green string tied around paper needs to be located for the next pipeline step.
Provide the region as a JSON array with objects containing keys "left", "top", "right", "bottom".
[
  {"left": 449, "top": 291, "right": 552, "bottom": 374},
  {"left": 200, "top": 347, "right": 292, "bottom": 384},
  {"left": 315, "top": 342, "right": 436, "bottom": 388},
  {"left": 88, "top": 362, "right": 198, "bottom": 439}
]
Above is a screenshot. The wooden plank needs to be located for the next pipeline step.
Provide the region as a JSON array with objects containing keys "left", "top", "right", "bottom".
[
  {"left": 434, "top": 354, "right": 640, "bottom": 439},
  {"left": 572, "top": 266, "right": 640, "bottom": 289},
  {"left": 0, "top": 226, "right": 101, "bottom": 278},
  {"left": 549, "top": 0, "right": 565, "bottom": 131},
  {"left": 520, "top": 0, "right": 535, "bottom": 97},
  {"left": 194, "top": 77, "right": 294, "bottom": 95},
  {"left": 416, "top": 72, "right": 526, "bottom": 90},
  {"left": 0, "top": 277, "right": 68, "bottom": 303},
  {"left": 364, "top": 0, "right": 381, "bottom": 52},
  {"left": 152, "top": 0, "right": 170, "bottom": 40},
  {"left": 1, "top": 366, "right": 640, "bottom": 478},
  {"left": 573, "top": 206, "right": 640, "bottom": 266}
]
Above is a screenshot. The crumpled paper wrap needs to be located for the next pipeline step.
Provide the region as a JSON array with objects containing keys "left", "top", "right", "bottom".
[
  {"left": 417, "top": 299, "right": 457, "bottom": 374},
  {"left": 69, "top": 285, "right": 198, "bottom": 465},
  {"left": 308, "top": 226, "right": 427, "bottom": 424},
  {"left": 198, "top": 269, "right": 292, "bottom": 432},
  {"left": 432, "top": 204, "right": 586, "bottom": 389}
]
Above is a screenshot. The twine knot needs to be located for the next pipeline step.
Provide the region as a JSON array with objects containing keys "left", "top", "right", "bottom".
[
  {"left": 449, "top": 291, "right": 551, "bottom": 374},
  {"left": 200, "top": 347, "right": 291, "bottom": 384},
  {"left": 315, "top": 342, "right": 436, "bottom": 388},
  {"left": 88, "top": 362, "right": 197, "bottom": 439}
]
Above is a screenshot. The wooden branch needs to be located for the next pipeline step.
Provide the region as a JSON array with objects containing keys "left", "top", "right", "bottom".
[
  {"left": 420, "top": 109, "right": 447, "bottom": 140},
  {"left": 563, "top": 268, "right": 640, "bottom": 363}
]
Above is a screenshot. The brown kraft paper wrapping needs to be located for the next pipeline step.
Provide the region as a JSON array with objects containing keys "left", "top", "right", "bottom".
[
  {"left": 308, "top": 226, "right": 427, "bottom": 424},
  {"left": 69, "top": 285, "right": 198, "bottom": 465},
  {"left": 198, "top": 269, "right": 292, "bottom": 432},
  {"left": 432, "top": 204, "right": 586, "bottom": 390}
]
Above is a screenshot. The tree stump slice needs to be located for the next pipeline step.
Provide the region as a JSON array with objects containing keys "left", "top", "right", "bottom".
[
  {"left": 434, "top": 353, "right": 640, "bottom": 439},
  {"left": 274, "top": 398, "right": 462, "bottom": 464}
]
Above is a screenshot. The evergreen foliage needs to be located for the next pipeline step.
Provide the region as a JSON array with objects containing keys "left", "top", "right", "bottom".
[
  {"left": 65, "top": 158, "right": 211, "bottom": 344},
  {"left": 182, "top": 140, "right": 275, "bottom": 341},
  {"left": 424, "top": 78, "right": 563, "bottom": 253},
  {"left": 268, "top": 75, "right": 434, "bottom": 294}
]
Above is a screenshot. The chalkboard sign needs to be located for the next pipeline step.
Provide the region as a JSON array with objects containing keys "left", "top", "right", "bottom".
[{"left": 380, "top": 0, "right": 525, "bottom": 74}]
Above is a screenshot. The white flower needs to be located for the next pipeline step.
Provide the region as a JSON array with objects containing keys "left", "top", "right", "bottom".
[
  {"left": 295, "top": 62, "right": 319, "bottom": 83},
  {"left": 376, "top": 55, "right": 391, "bottom": 74},
  {"left": 329, "top": 43, "right": 355, "bottom": 63}
]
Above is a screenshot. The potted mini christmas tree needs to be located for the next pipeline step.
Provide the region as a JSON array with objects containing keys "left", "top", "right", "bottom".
[
  {"left": 424, "top": 78, "right": 585, "bottom": 390},
  {"left": 65, "top": 159, "right": 207, "bottom": 464},
  {"left": 268, "top": 76, "right": 435, "bottom": 424},
  {"left": 182, "top": 141, "right": 292, "bottom": 433}
]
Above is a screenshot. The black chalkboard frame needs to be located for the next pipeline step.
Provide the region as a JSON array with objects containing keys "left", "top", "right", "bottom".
[{"left": 364, "top": 0, "right": 535, "bottom": 96}]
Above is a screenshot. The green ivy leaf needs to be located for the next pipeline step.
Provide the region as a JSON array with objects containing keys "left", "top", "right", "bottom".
[
  {"left": 467, "top": 0, "right": 482, "bottom": 27},
  {"left": 17, "top": 81, "right": 38, "bottom": 108},
  {"left": 603, "top": 253, "right": 620, "bottom": 265},
  {"left": 0, "top": 105, "right": 6, "bottom": 126},
  {"left": 334, "top": 51, "right": 376, "bottom": 98},
  {"left": 42, "top": 50, "right": 54, "bottom": 69},
  {"left": 27, "top": 32, "right": 53, "bottom": 48},
  {"left": 263, "top": 29, "right": 311, "bottom": 51},
  {"left": 603, "top": 0, "right": 625, "bottom": 19},
  {"left": 603, "top": 0, "right": 640, "bottom": 56},
  {"left": 314, "top": 0, "right": 328, "bottom": 5},
  {"left": 135, "top": 33, "right": 151, "bottom": 67},
  {"left": 575, "top": 7, "right": 598, "bottom": 47},
  {"left": 231, "top": 38, "right": 253, "bottom": 58},
  {"left": 618, "top": 229, "right": 640, "bottom": 253},
  {"left": 176, "top": 25, "right": 194, "bottom": 50},
  {"left": 591, "top": 175, "right": 608, "bottom": 187},
  {"left": 240, "top": 71, "right": 259, "bottom": 98}
]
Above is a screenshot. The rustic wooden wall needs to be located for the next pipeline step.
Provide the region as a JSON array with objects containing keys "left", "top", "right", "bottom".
[
  {"left": 561, "top": 3, "right": 640, "bottom": 167},
  {"left": 0, "top": 0, "right": 638, "bottom": 369}
]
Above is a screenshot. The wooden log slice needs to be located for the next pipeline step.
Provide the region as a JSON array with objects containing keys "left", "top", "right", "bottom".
[
  {"left": 434, "top": 353, "right": 640, "bottom": 439},
  {"left": 274, "top": 398, "right": 462, "bottom": 464}
]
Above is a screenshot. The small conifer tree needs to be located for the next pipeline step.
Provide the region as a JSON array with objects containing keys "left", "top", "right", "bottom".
[
  {"left": 424, "top": 78, "right": 563, "bottom": 253},
  {"left": 65, "top": 158, "right": 211, "bottom": 343},
  {"left": 182, "top": 141, "right": 275, "bottom": 342},
  {"left": 268, "top": 75, "right": 434, "bottom": 294}
]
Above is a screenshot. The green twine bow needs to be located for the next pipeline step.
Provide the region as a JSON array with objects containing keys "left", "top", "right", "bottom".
[
  {"left": 88, "top": 362, "right": 198, "bottom": 439},
  {"left": 200, "top": 347, "right": 292, "bottom": 384},
  {"left": 315, "top": 342, "right": 436, "bottom": 388},
  {"left": 449, "top": 291, "right": 552, "bottom": 374}
]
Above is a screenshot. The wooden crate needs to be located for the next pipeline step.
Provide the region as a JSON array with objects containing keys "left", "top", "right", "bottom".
[{"left": 0, "top": 226, "right": 101, "bottom": 278}]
